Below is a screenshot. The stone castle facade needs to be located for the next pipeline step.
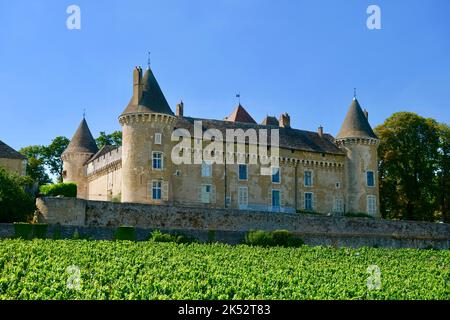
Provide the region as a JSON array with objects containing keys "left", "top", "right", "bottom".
[{"left": 62, "top": 66, "right": 380, "bottom": 216}]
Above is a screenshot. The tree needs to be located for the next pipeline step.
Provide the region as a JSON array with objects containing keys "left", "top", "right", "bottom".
[
  {"left": 42, "top": 136, "right": 70, "bottom": 183},
  {"left": 19, "top": 145, "right": 51, "bottom": 186},
  {"left": 96, "top": 131, "right": 122, "bottom": 149},
  {"left": 0, "top": 168, "right": 35, "bottom": 222},
  {"left": 437, "top": 123, "right": 450, "bottom": 223},
  {"left": 374, "top": 112, "right": 442, "bottom": 221}
]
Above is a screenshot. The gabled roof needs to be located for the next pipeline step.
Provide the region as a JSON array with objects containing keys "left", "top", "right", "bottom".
[
  {"left": 63, "top": 118, "right": 99, "bottom": 155},
  {"left": 121, "top": 67, "right": 174, "bottom": 116},
  {"left": 175, "top": 117, "right": 345, "bottom": 155},
  {"left": 225, "top": 104, "right": 257, "bottom": 124},
  {"left": 337, "top": 98, "right": 378, "bottom": 139},
  {"left": 0, "top": 140, "right": 26, "bottom": 160},
  {"left": 261, "top": 115, "right": 279, "bottom": 126}
]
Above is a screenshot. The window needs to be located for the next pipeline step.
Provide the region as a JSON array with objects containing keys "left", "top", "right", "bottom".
[
  {"left": 152, "top": 180, "right": 162, "bottom": 200},
  {"left": 336, "top": 182, "right": 340, "bottom": 189},
  {"left": 201, "top": 184, "right": 212, "bottom": 203},
  {"left": 155, "top": 133, "right": 162, "bottom": 145},
  {"left": 225, "top": 196, "right": 232, "bottom": 207},
  {"left": 334, "top": 197, "right": 344, "bottom": 213},
  {"left": 304, "top": 192, "right": 313, "bottom": 211},
  {"left": 367, "top": 195, "right": 377, "bottom": 215},
  {"left": 272, "top": 167, "right": 280, "bottom": 184},
  {"left": 238, "top": 164, "right": 248, "bottom": 180},
  {"left": 367, "top": 171, "right": 375, "bottom": 187},
  {"left": 272, "top": 189, "right": 281, "bottom": 209},
  {"left": 238, "top": 186, "right": 248, "bottom": 207},
  {"left": 152, "top": 152, "right": 163, "bottom": 170},
  {"left": 304, "top": 171, "right": 313, "bottom": 187},
  {"left": 201, "top": 161, "right": 212, "bottom": 177}
]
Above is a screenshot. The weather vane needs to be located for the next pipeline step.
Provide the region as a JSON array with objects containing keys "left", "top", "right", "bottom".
[
  {"left": 353, "top": 88, "right": 357, "bottom": 99},
  {"left": 83, "top": 108, "right": 86, "bottom": 119},
  {"left": 147, "top": 51, "right": 151, "bottom": 69},
  {"left": 236, "top": 92, "right": 241, "bottom": 105}
]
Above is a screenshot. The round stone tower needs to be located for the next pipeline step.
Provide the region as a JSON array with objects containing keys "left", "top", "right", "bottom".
[
  {"left": 61, "top": 118, "right": 99, "bottom": 199},
  {"left": 119, "top": 66, "right": 177, "bottom": 203},
  {"left": 336, "top": 97, "right": 380, "bottom": 217}
]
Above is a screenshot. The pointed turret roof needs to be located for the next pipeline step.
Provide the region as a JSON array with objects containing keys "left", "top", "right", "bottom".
[
  {"left": 63, "top": 118, "right": 99, "bottom": 155},
  {"left": 121, "top": 67, "right": 174, "bottom": 116},
  {"left": 337, "top": 98, "right": 378, "bottom": 139},
  {"left": 225, "top": 104, "right": 257, "bottom": 124},
  {"left": 261, "top": 115, "right": 279, "bottom": 126}
]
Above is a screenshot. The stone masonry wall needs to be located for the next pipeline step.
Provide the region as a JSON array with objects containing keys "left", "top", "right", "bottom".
[{"left": 33, "top": 197, "right": 450, "bottom": 249}]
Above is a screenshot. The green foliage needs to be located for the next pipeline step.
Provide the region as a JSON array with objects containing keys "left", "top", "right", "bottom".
[
  {"left": 115, "top": 226, "right": 136, "bottom": 241},
  {"left": 19, "top": 145, "right": 51, "bottom": 186},
  {"left": 207, "top": 230, "right": 216, "bottom": 243},
  {"left": 111, "top": 193, "right": 121, "bottom": 203},
  {"left": 0, "top": 240, "right": 448, "bottom": 299},
  {"left": 13, "top": 223, "right": 47, "bottom": 239},
  {"left": 96, "top": 131, "right": 122, "bottom": 149},
  {"left": 375, "top": 112, "right": 448, "bottom": 222},
  {"left": 344, "top": 212, "right": 375, "bottom": 219},
  {"left": 53, "top": 225, "right": 62, "bottom": 240},
  {"left": 42, "top": 136, "right": 70, "bottom": 183},
  {"left": 33, "top": 224, "right": 48, "bottom": 239},
  {"left": 149, "top": 230, "right": 194, "bottom": 244},
  {"left": 245, "top": 230, "right": 304, "bottom": 247},
  {"left": 13, "top": 223, "right": 33, "bottom": 239},
  {"left": 0, "top": 168, "right": 35, "bottom": 223},
  {"left": 39, "top": 183, "right": 77, "bottom": 197}
]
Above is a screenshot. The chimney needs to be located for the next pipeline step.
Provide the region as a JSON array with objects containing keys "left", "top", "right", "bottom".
[
  {"left": 363, "top": 109, "right": 369, "bottom": 120},
  {"left": 176, "top": 101, "right": 184, "bottom": 117},
  {"left": 279, "top": 113, "right": 290, "bottom": 128},
  {"left": 318, "top": 125, "right": 324, "bottom": 137},
  {"left": 132, "top": 66, "right": 143, "bottom": 105}
]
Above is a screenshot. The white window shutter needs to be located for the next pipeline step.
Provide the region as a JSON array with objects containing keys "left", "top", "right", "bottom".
[
  {"left": 198, "top": 186, "right": 203, "bottom": 202},
  {"left": 147, "top": 181, "right": 151, "bottom": 200},
  {"left": 162, "top": 181, "right": 169, "bottom": 201},
  {"left": 268, "top": 188, "right": 272, "bottom": 207}
]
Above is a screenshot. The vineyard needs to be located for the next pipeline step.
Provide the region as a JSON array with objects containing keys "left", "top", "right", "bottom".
[{"left": 0, "top": 239, "right": 449, "bottom": 300}]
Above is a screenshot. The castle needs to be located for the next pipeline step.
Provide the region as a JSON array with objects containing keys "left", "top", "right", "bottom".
[{"left": 61, "top": 66, "right": 380, "bottom": 216}]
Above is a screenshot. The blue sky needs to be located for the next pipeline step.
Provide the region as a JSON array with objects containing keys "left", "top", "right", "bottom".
[{"left": 1, "top": 0, "right": 449, "bottom": 150}]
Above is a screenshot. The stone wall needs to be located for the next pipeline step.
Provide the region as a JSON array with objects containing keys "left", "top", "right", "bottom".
[{"left": 33, "top": 197, "right": 450, "bottom": 249}]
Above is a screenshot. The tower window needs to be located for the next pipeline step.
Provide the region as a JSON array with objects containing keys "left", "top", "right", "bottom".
[
  {"left": 238, "top": 164, "right": 248, "bottom": 181},
  {"left": 155, "top": 133, "right": 162, "bottom": 145},
  {"left": 272, "top": 189, "right": 281, "bottom": 209},
  {"left": 152, "top": 152, "right": 163, "bottom": 170},
  {"left": 201, "top": 161, "right": 212, "bottom": 177},
  {"left": 238, "top": 186, "right": 248, "bottom": 207},
  {"left": 367, "top": 195, "right": 377, "bottom": 215},
  {"left": 152, "top": 180, "right": 162, "bottom": 200},
  {"left": 272, "top": 167, "right": 281, "bottom": 184},
  {"left": 367, "top": 171, "right": 375, "bottom": 187},
  {"left": 304, "top": 192, "right": 313, "bottom": 211},
  {"left": 304, "top": 170, "right": 313, "bottom": 187}
]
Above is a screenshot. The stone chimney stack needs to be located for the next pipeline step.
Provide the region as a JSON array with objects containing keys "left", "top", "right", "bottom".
[
  {"left": 318, "top": 125, "right": 324, "bottom": 137},
  {"left": 132, "top": 66, "right": 143, "bottom": 105},
  {"left": 279, "top": 113, "right": 290, "bottom": 128},
  {"left": 176, "top": 100, "right": 184, "bottom": 117},
  {"left": 363, "top": 109, "right": 369, "bottom": 120}
]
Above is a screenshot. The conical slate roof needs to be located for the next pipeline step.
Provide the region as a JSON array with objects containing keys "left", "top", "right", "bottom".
[
  {"left": 225, "top": 104, "right": 257, "bottom": 124},
  {"left": 121, "top": 67, "right": 174, "bottom": 116},
  {"left": 63, "top": 118, "right": 99, "bottom": 154},
  {"left": 337, "top": 98, "right": 378, "bottom": 139}
]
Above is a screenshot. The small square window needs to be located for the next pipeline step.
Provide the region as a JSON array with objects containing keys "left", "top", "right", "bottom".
[{"left": 155, "top": 133, "right": 162, "bottom": 145}]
